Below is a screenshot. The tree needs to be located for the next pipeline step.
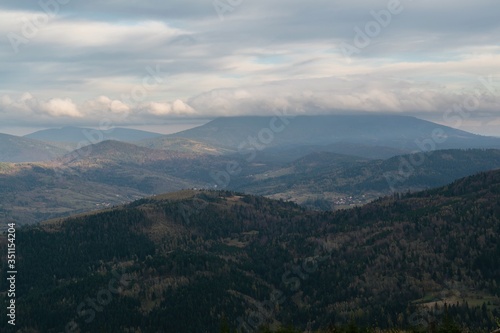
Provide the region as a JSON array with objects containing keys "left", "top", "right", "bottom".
[
  {"left": 438, "top": 307, "right": 461, "bottom": 333},
  {"left": 220, "top": 316, "right": 231, "bottom": 333}
]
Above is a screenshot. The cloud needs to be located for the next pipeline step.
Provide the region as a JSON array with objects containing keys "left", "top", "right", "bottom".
[
  {"left": 145, "top": 100, "right": 197, "bottom": 116},
  {"left": 188, "top": 76, "right": 500, "bottom": 116},
  {"left": 0, "top": 93, "right": 198, "bottom": 126},
  {"left": 1, "top": 94, "right": 82, "bottom": 120},
  {"left": 0, "top": 1, "right": 499, "bottom": 135},
  {"left": 39, "top": 98, "right": 82, "bottom": 117},
  {"left": 84, "top": 96, "right": 131, "bottom": 115}
]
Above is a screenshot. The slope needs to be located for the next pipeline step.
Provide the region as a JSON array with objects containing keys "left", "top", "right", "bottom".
[
  {"left": 0, "top": 141, "right": 248, "bottom": 224},
  {"left": 168, "top": 115, "right": 500, "bottom": 155},
  {"left": 232, "top": 149, "right": 500, "bottom": 208},
  {"left": 1, "top": 170, "right": 499, "bottom": 332},
  {"left": 136, "top": 136, "right": 231, "bottom": 155},
  {"left": 0, "top": 133, "right": 68, "bottom": 162}
]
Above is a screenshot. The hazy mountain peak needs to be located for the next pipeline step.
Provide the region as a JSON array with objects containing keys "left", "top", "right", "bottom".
[
  {"left": 168, "top": 115, "right": 500, "bottom": 154},
  {"left": 0, "top": 133, "right": 67, "bottom": 162}
]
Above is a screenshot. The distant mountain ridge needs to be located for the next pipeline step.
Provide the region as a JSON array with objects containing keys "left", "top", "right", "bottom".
[
  {"left": 168, "top": 115, "right": 500, "bottom": 156},
  {"left": 136, "top": 136, "right": 231, "bottom": 155},
  {"left": 6, "top": 115, "right": 500, "bottom": 162},
  {"left": 25, "top": 126, "right": 162, "bottom": 143},
  {"left": 0, "top": 133, "right": 67, "bottom": 162}
]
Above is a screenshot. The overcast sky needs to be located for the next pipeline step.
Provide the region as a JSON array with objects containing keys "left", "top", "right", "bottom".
[{"left": 0, "top": 0, "right": 499, "bottom": 135}]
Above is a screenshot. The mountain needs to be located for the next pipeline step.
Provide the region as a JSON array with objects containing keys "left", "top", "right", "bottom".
[
  {"left": 136, "top": 136, "right": 231, "bottom": 155},
  {"left": 232, "top": 149, "right": 500, "bottom": 208},
  {"left": 168, "top": 115, "right": 500, "bottom": 157},
  {"left": 0, "top": 133, "right": 68, "bottom": 162},
  {"left": 2, "top": 142, "right": 500, "bottom": 224},
  {"left": 55, "top": 140, "right": 245, "bottom": 188},
  {"left": 2, "top": 170, "right": 499, "bottom": 332},
  {"left": 57, "top": 139, "right": 191, "bottom": 165},
  {"left": 247, "top": 142, "right": 407, "bottom": 164},
  {"left": 24, "top": 126, "right": 162, "bottom": 143},
  {"left": 0, "top": 140, "right": 247, "bottom": 224}
]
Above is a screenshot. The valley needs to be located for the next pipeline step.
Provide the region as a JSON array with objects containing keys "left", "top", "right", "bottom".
[
  {"left": 1, "top": 116, "right": 500, "bottom": 332},
  {"left": 1, "top": 140, "right": 499, "bottom": 225},
  {"left": 1, "top": 116, "right": 500, "bottom": 226}
]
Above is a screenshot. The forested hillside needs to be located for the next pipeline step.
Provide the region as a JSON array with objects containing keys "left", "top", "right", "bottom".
[
  {"left": 233, "top": 149, "right": 500, "bottom": 208},
  {"left": 1, "top": 170, "right": 499, "bottom": 332},
  {"left": 2, "top": 145, "right": 500, "bottom": 225}
]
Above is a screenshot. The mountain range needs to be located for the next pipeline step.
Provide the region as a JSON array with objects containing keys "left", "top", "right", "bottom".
[
  {"left": 168, "top": 115, "right": 500, "bottom": 155},
  {"left": 1, "top": 169, "right": 499, "bottom": 332},
  {"left": 0, "top": 133, "right": 67, "bottom": 163},
  {"left": 24, "top": 126, "right": 162, "bottom": 143},
  {"left": 232, "top": 149, "right": 500, "bottom": 208},
  {"left": 0, "top": 127, "right": 163, "bottom": 163},
  {"left": 1, "top": 140, "right": 499, "bottom": 225},
  {"left": 1, "top": 114, "right": 500, "bottom": 332},
  {"left": 3, "top": 115, "right": 500, "bottom": 163}
]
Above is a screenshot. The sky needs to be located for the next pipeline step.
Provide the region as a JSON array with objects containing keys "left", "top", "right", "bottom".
[{"left": 0, "top": 0, "right": 499, "bottom": 136}]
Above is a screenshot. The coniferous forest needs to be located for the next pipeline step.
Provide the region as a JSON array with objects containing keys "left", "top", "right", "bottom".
[{"left": 1, "top": 170, "right": 499, "bottom": 332}]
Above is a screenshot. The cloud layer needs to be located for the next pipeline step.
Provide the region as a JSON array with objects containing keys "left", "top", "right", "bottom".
[{"left": 0, "top": 0, "right": 499, "bottom": 134}]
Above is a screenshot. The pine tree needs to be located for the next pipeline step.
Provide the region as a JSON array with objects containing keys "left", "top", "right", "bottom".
[
  {"left": 438, "top": 307, "right": 461, "bottom": 333},
  {"left": 220, "top": 316, "right": 231, "bottom": 333}
]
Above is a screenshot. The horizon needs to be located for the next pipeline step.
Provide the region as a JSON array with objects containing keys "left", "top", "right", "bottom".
[{"left": 1, "top": 113, "right": 499, "bottom": 137}]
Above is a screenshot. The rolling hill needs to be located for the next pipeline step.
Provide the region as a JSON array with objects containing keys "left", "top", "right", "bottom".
[
  {"left": 136, "top": 136, "right": 231, "bottom": 155},
  {"left": 1, "top": 170, "right": 499, "bottom": 332},
  {"left": 0, "top": 140, "right": 249, "bottom": 224},
  {"left": 2, "top": 141, "right": 500, "bottom": 224},
  {"left": 0, "top": 133, "right": 68, "bottom": 162}
]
